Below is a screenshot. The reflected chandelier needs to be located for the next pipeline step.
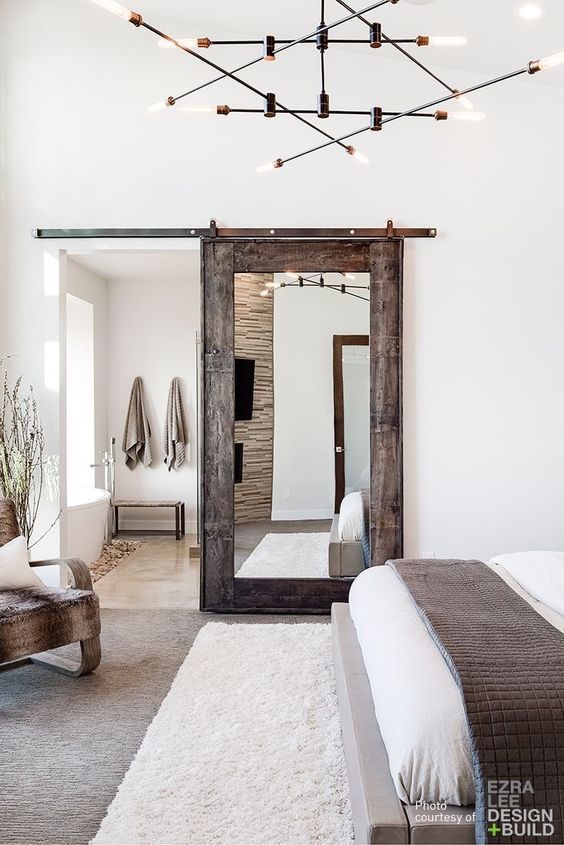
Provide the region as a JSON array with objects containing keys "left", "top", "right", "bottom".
[{"left": 88, "top": 0, "right": 564, "bottom": 171}]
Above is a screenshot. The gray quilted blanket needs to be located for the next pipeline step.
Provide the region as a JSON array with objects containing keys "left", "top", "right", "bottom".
[{"left": 387, "top": 558, "right": 564, "bottom": 845}]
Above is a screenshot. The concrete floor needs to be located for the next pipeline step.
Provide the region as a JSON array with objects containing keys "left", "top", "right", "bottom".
[
  {"left": 94, "top": 534, "right": 200, "bottom": 610},
  {"left": 235, "top": 519, "right": 332, "bottom": 573},
  {"left": 93, "top": 520, "right": 332, "bottom": 607}
]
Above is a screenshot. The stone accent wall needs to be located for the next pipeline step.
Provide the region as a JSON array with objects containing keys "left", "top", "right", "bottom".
[{"left": 234, "top": 273, "right": 274, "bottom": 524}]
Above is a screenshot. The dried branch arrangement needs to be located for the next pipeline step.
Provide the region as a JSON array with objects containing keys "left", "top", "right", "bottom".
[{"left": 0, "top": 357, "right": 49, "bottom": 546}]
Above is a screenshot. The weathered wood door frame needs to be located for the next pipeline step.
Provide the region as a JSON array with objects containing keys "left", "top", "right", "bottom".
[
  {"left": 201, "top": 238, "right": 403, "bottom": 613},
  {"left": 333, "top": 335, "right": 370, "bottom": 513}
]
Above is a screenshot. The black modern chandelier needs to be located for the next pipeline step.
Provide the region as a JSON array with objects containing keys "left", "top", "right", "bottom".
[
  {"left": 261, "top": 273, "right": 369, "bottom": 302},
  {"left": 89, "top": 0, "right": 564, "bottom": 170}
]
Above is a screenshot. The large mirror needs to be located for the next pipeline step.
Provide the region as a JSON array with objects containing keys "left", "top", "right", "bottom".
[
  {"left": 234, "top": 272, "right": 370, "bottom": 580},
  {"left": 200, "top": 238, "right": 402, "bottom": 613}
]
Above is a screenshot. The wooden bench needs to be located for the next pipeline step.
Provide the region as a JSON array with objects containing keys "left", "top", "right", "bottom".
[{"left": 113, "top": 500, "right": 185, "bottom": 541}]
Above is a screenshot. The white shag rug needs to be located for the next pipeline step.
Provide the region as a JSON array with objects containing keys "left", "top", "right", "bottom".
[
  {"left": 236, "top": 532, "right": 330, "bottom": 579},
  {"left": 93, "top": 623, "right": 353, "bottom": 845}
]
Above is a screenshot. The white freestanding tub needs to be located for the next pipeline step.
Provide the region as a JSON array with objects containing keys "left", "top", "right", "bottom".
[{"left": 66, "top": 488, "right": 111, "bottom": 564}]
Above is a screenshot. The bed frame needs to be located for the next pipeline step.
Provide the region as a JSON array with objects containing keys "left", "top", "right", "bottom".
[
  {"left": 332, "top": 603, "right": 475, "bottom": 844},
  {"left": 328, "top": 516, "right": 366, "bottom": 578}
]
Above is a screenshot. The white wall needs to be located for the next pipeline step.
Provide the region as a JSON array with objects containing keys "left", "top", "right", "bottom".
[
  {"left": 272, "top": 279, "right": 369, "bottom": 520},
  {"left": 107, "top": 274, "right": 200, "bottom": 531},
  {"left": 66, "top": 259, "right": 108, "bottom": 491},
  {"left": 3, "top": 0, "right": 564, "bottom": 560},
  {"left": 66, "top": 293, "right": 95, "bottom": 492}
]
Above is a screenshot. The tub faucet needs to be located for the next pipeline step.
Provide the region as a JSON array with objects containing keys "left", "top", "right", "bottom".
[
  {"left": 90, "top": 453, "right": 114, "bottom": 469},
  {"left": 90, "top": 438, "right": 117, "bottom": 541}
]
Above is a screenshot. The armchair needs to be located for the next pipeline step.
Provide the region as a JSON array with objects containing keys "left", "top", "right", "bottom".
[{"left": 0, "top": 499, "right": 101, "bottom": 677}]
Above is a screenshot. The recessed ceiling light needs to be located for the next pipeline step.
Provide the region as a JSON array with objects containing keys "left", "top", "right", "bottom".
[{"left": 518, "top": 4, "right": 543, "bottom": 20}]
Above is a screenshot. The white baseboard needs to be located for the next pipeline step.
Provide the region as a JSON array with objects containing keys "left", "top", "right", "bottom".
[
  {"left": 270, "top": 509, "right": 334, "bottom": 522},
  {"left": 119, "top": 518, "right": 197, "bottom": 534}
]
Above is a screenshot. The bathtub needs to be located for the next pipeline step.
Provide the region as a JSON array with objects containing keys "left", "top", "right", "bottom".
[{"left": 66, "top": 488, "right": 111, "bottom": 564}]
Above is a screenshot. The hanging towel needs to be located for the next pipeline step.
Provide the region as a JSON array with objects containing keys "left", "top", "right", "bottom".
[
  {"left": 122, "top": 377, "right": 152, "bottom": 470},
  {"left": 163, "top": 377, "right": 188, "bottom": 471}
]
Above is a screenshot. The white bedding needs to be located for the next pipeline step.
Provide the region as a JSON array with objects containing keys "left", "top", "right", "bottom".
[{"left": 348, "top": 561, "right": 564, "bottom": 807}]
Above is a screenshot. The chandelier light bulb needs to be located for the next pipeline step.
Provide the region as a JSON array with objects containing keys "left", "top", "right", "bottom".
[
  {"left": 342, "top": 273, "right": 356, "bottom": 280},
  {"left": 535, "top": 51, "right": 564, "bottom": 72},
  {"left": 265, "top": 281, "right": 282, "bottom": 289},
  {"left": 256, "top": 159, "right": 283, "bottom": 173},
  {"left": 455, "top": 94, "right": 475, "bottom": 111},
  {"left": 519, "top": 4, "right": 543, "bottom": 20},
  {"left": 147, "top": 98, "right": 175, "bottom": 113},
  {"left": 285, "top": 272, "right": 300, "bottom": 280},
  {"left": 157, "top": 37, "right": 198, "bottom": 49},
  {"left": 260, "top": 289, "right": 271, "bottom": 297},
  {"left": 147, "top": 100, "right": 168, "bottom": 113},
  {"left": 427, "top": 36, "right": 468, "bottom": 47},
  {"left": 449, "top": 111, "right": 486, "bottom": 122},
  {"left": 88, "top": 0, "right": 135, "bottom": 21},
  {"left": 347, "top": 147, "right": 369, "bottom": 165}
]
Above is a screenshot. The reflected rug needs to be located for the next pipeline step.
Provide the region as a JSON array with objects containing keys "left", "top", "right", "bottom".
[
  {"left": 236, "top": 532, "right": 330, "bottom": 579},
  {"left": 93, "top": 623, "right": 353, "bottom": 845}
]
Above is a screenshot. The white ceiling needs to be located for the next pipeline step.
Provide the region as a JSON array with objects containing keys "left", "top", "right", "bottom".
[
  {"left": 68, "top": 250, "right": 199, "bottom": 283},
  {"left": 123, "top": 0, "right": 564, "bottom": 86}
]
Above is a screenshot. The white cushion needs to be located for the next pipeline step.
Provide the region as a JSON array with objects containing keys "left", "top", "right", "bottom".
[
  {"left": 490, "top": 551, "right": 564, "bottom": 617},
  {"left": 0, "top": 536, "right": 43, "bottom": 590},
  {"left": 338, "top": 492, "right": 364, "bottom": 542}
]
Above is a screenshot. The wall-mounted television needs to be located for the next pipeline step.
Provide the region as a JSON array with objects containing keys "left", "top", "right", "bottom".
[
  {"left": 234, "top": 442, "right": 244, "bottom": 484},
  {"left": 235, "top": 358, "right": 255, "bottom": 421}
]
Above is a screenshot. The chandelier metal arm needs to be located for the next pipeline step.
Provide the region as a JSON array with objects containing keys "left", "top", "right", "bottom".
[
  {"left": 306, "top": 278, "right": 369, "bottom": 302},
  {"left": 381, "top": 33, "right": 457, "bottom": 94},
  {"left": 222, "top": 109, "right": 436, "bottom": 117},
  {"left": 198, "top": 38, "right": 419, "bottom": 46},
  {"left": 284, "top": 126, "right": 371, "bottom": 166},
  {"left": 141, "top": 21, "right": 350, "bottom": 150},
  {"left": 381, "top": 66, "right": 528, "bottom": 126},
  {"left": 279, "top": 64, "right": 529, "bottom": 167},
  {"left": 333, "top": 0, "right": 458, "bottom": 96},
  {"left": 165, "top": 0, "right": 394, "bottom": 107}
]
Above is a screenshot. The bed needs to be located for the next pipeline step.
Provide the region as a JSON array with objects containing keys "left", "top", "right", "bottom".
[
  {"left": 333, "top": 554, "right": 564, "bottom": 844},
  {"left": 329, "top": 491, "right": 370, "bottom": 578}
]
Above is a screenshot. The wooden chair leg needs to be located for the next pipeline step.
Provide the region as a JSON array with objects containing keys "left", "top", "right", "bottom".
[{"left": 30, "top": 635, "right": 101, "bottom": 678}]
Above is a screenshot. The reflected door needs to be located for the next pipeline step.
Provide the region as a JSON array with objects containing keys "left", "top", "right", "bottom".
[{"left": 333, "top": 335, "right": 369, "bottom": 512}]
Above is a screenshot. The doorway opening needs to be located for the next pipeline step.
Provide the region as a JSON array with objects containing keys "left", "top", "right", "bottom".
[{"left": 60, "top": 248, "right": 200, "bottom": 609}]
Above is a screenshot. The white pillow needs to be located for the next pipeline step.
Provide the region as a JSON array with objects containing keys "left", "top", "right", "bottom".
[
  {"left": 338, "top": 492, "right": 364, "bottom": 542},
  {"left": 0, "top": 536, "right": 43, "bottom": 590},
  {"left": 490, "top": 551, "right": 564, "bottom": 617}
]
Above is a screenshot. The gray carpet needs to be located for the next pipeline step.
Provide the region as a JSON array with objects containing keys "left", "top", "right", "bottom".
[{"left": 0, "top": 608, "right": 325, "bottom": 845}]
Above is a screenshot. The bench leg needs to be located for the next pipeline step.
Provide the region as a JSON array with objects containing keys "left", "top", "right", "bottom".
[
  {"left": 175, "top": 505, "right": 181, "bottom": 541},
  {"left": 30, "top": 635, "right": 102, "bottom": 678},
  {"left": 114, "top": 505, "right": 119, "bottom": 537},
  {"left": 181, "top": 503, "right": 186, "bottom": 537}
]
